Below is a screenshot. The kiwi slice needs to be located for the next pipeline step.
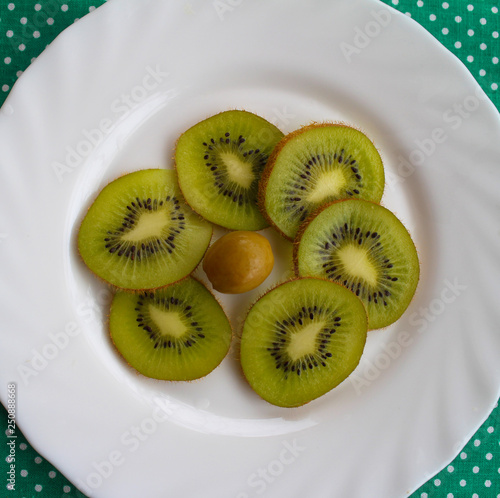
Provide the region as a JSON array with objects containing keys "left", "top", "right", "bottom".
[
  {"left": 240, "top": 277, "right": 367, "bottom": 407},
  {"left": 78, "top": 169, "right": 212, "bottom": 290},
  {"left": 175, "top": 110, "right": 284, "bottom": 230},
  {"left": 294, "top": 199, "right": 419, "bottom": 329},
  {"left": 110, "top": 277, "right": 232, "bottom": 380},
  {"left": 259, "top": 123, "right": 385, "bottom": 240}
]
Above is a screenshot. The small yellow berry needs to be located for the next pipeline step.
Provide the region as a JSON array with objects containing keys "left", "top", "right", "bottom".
[{"left": 203, "top": 231, "right": 274, "bottom": 294}]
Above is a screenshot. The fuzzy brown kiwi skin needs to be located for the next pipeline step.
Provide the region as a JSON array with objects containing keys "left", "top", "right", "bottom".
[
  {"left": 258, "top": 122, "right": 382, "bottom": 241},
  {"left": 108, "top": 275, "right": 233, "bottom": 382},
  {"left": 76, "top": 169, "right": 214, "bottom": 294},
  {"left": 238, "top": 275, "right": 367, "bottom": 407}
]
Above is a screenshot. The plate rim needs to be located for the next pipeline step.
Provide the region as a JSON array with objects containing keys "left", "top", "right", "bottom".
[{"left": 1, "top": 1, "right": 499, "bottom": 497}]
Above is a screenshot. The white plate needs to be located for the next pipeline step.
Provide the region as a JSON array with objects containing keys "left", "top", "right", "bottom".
[{"left": 1, "top": 1, "right": 499, "bottom": 497}]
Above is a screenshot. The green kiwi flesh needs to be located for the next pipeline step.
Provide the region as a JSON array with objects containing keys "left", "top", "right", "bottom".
[
  {"left": 240, "top": 277, "right": 367, "bottom": 407},
  {"left": 175, "top": 110, "right": 284, "bottom": 230},
  {"left": 295, "top": 199, "right": 419, "bottom": 329},
  {"left": 259, "top": 124, "right": 385, "bottom": 240},
  {"left": 78, "top": 169, "right": 212, "bottom": 290},
  {"left": 110, "top": 277, "right": 232, "bottom": 380}
]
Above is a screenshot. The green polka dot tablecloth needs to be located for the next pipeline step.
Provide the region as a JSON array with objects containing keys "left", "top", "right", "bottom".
[{"left": 0, "top": 1, "right": 499, "bottom": 497}]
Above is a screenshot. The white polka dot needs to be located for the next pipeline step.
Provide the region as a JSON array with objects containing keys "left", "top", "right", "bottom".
[
  {"left": 421, "top": 493, "right": 428, "bottom": 498},
  {"left": 48, "top": 471, "right": 56, "bottom": 478},
  {"left": 447, "top": 494, "right": 454, "bottom": 498},
  {"left": 455, "top": 41, "right": 462, "bottom": 48},
  {"left": 34, "top": 4, "right": 41, "bottom": 11},
  {"left": 7, "top": 3, "right": 15, "bottom": 10},
  {"left": 487, "top": 426, "right": 495, "bottom": 433},
  {"left": 6, "top": 30, "right": 14, "bottom": 38},
  {"left": 18, "top": 43, "right": 25, "bottom": 51},
  {"left": 485, "top": 480, "right": 492, "bottom": 487},
  {"left": 486, "top": 452, "right": 493, "bottom": 460},
  {"left": 89, "top": 6, "right": 96, "bottom": 12},
  {"left": 4, "top": 57, "right": 11, "bottom": 64},
  {"left": 442, "top": 2, "right": 449, "bottom": 9},
  {"left": 2, "top": 84, "right": 9, "bottom": 92},
  {"left": 461, "top": 451, "right": 468, "bottom": 458},
  {"left": 430, "top": 14, "right": 436, "bottom": 21},
  {"left": 417, "top": 1, "right": 424, "bottom": 7},
  {"left": 468, "top": 29, "right": 474, "bottom": 36},
  {"left": 493, "top": 7, "right": 499, "bottom": 14},
  {"left": 442, "top": 28, "right": 449, "bottom": 35},
  {"left": 33, "top": 31, "right": 40, "bottom": 38},
  {"left": 493, "top": 57, "right": 499, "bottom": 64},
  {"left": 474, "top": 439, "right": 481, "bottom": 446},
  {"left": 467, "top": 4, "right": 474, "bottom": 11},
  {"left": 434, "top": 479, "right": 441, "bottom": 486},
  {"left": 460, "top": 479, "right": 466, "bottom": 487},
  {"left": 480, "top": 69, "right": 486, "bottom": 76},
  {"left": 480, "top": 43, "right": 487, "bottom": 50},
  {"left": 34, "top": 484, "right": 42, "bottom": 492},
  {"left": 63, "top": 486, "right": 71, "bottom": 493},
  {"left": 405, "top": 12, "right": 412, "bottom": 17},
  {"left": 455, "top": 16, "right": 462, "bottom": 23},
  {"left": 493, "top": 32, "right": 499, "bottom": 39},
  {"left": 47, "top": 18, "right": 54, "bottom": 25},
  {"left": 473, "top": 466, "right": 480, "bottom": 473},
  {"left": 61, "top": 4, "right": 69, "bottom": 12},
  {"left": 34, "top": 456, "right": 42, "bottom": 464},
  {"left": 447, "top": 465, "right": 454, "bottom": 472},
  {"left": 473, "top": 494, "right": 479, "bottom": 498},
  {"left": 19, "top": 443, "right": 27, "bottom": 450},
  {"left": 20, "top": 469, "right": 28, "bottom": 477},
  {"left": 20, "top": 17, "right": 27, "bottom": 25},
  {"left": 16, "top": 70, "right": 23, "bottom": 77},
  {"left": 2, "top": 103, "right": 14, "bottom": 115},
  {"left": 480, "top": 18, "right": 487, "bottom": 25}
]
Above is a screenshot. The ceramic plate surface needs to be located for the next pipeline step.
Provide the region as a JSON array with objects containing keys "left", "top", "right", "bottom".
[{"left": 0, "top": 1, "right": 499, "bottom": 497}]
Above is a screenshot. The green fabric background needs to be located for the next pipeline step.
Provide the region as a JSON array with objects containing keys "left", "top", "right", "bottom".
[{"left": 0, "top": 1, "right": 498, "bottom": 497}]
